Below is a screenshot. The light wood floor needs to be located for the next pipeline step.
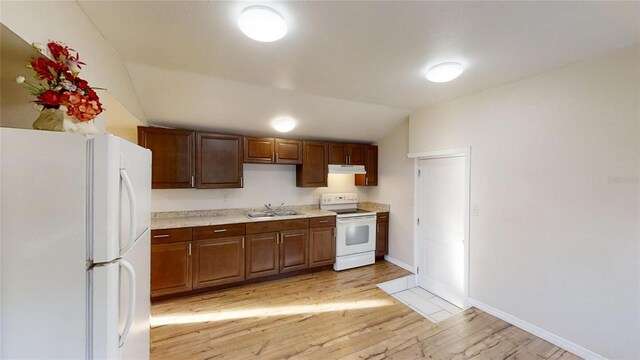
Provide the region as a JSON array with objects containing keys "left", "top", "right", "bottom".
[{"left": 151, "top": 262, "right": 581, "bottom": 359}]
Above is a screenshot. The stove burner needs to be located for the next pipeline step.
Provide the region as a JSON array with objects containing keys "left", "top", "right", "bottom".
[{"left": 332, "top": 208, "right": 374, "bottom": 215}]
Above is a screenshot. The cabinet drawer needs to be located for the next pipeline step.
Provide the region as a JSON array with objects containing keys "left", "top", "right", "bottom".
[
  {"left": 246, "top": 218, "right": 309, "bottom": 234},
  {"left": 151, "top": 228, "right": 193, "bottom": 244},
  {"left": 309, "top": 216, "right": 336, "bottom": 228},
  {"left": 377, "top": 212, "right": 389, "bottom": 223},
  {"left": 193, "top": 223, "right": 246, "bottom": 240}
]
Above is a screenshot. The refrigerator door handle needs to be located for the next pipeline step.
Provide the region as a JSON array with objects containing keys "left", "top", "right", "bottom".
[
  {"left": 120, "top": 168, "right": 138, "bottom": 256},
  {"left": 118, "top": 259, "right": 136, "bottom": 348}
]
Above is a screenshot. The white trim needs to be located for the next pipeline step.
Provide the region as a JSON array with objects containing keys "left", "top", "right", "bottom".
[
  {"left": 383, "top": 255, "right": 415, "bottom": 273},
  {"left": 412, "top": 147, "right": 471, "bottom": 309},
  {"left": 468, "top": 298, "right": 606, "bottom": 360},
  {"left": 408, "top": 147, "right": 470, "bottom": 159}
]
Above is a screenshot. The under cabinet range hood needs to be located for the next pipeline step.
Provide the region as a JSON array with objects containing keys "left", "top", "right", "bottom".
[{"left": 328, "top": 164, "right": 367, "bottom": 174}]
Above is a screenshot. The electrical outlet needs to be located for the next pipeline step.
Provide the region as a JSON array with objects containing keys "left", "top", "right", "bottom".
[
  {"left": 472, "top": 205, "right": 479, "bottom": 217},
  {"left": 222, "top": 192, "right": 229, "bottom": 202}
]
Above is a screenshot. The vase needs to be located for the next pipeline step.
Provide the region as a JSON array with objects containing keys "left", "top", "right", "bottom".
[{"left": 32, "top": 106, "right": 99, "bottom": 135}]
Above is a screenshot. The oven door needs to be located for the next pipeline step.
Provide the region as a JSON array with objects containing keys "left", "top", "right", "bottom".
[{"left": 336, "top": 216, "right": 376, "bottom": 256}]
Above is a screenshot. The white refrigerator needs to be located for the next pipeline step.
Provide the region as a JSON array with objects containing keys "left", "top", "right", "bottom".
[{"left": 0, "top": 128, "right": 151, "bottom": 359}]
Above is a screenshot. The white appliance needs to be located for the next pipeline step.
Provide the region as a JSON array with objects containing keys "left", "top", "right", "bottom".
[
  {"left": 320, "top": 193, "right": 376, "bottom": 271},
  {"left": 327, "top": 164, "right": 366, "bottom": 175},
  {"left": 0, "top": 128, "right": 151, "bottom": 359}
]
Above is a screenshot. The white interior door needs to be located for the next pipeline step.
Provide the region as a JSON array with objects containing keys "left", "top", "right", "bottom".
[{"left": 418, "top": 156, "right": 466, "bottom": 308}]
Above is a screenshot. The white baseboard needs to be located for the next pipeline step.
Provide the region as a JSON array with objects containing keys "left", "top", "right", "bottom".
[
  {"left": 468, "top": 298, "right": 606, "bottom": 360},
  {"left": 383, "top": 255, "right": 415, "bottom": 273}
]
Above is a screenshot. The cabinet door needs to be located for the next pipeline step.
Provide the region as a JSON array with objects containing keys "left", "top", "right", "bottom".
[
  {"left": 244, "top": 137, "right": 274, "bottom": 164},
  {"left": 193, "top": 236, "right": 245, "bottom": 289},
  {"left": 246, "top": 232, "right": 279, "bottom": 279},
  {"left": 275, "top": 139, "right": 303, "bottom": 164},
  {"left": 138, "top": 127, "right": 194, "bottom": 189},
  {"left": 376, "top": 216, "right": 389, "bottom": 257},
  {"left": 309, "top": 227, "right": 335, "bottom": 267},
  {"left": 347, "top": 144, "right": 366, "bottom": 165},
  {"left": 196, "top": 132, "right": 243, "bottom": 188},
  {"left": 328, "top": 143, "right": 347, "bottom": 165},
  {"left": 355, "top": 145, "right": 378, "bottom": 186},
  {"left": 279, "top": 229, "right": 309, "bottom": 273},
  {"left": 151, "top": 241, "right": 192, "bottom": 297},
  {"left": 296, "top": 141, "right": 328, "bottom": 187}
]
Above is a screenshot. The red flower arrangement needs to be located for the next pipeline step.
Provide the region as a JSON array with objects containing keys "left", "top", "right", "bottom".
[{"left": 17, "top": 41, "right": 103, "bottom": 122}]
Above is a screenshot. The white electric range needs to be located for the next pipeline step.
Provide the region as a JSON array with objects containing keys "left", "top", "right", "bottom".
[{"left": 320, "top": 193, "right": 376, "bottom": 271}]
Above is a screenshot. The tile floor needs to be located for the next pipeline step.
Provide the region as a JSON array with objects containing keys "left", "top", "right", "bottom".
[{"left": 378, "top": 275, "right": 463, "bottom": 323}]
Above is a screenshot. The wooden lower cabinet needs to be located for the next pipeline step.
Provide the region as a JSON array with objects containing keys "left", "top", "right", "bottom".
[
  {"left": 152, "top": 218, "right": 336, "bottom": 298},
  {"left": 279, "top": 229, "right": 309, "bottom": 273},
  {"left": 246, "top": 232, "right": 280, "bottom": 279},
  {"left": 376, "top": 212, "right": 389, "bottom": 257},
  {"left": 151, "top": 241, "right": 192, "bottom": 297},
  {"left": 193, "top": 236, "right": 245, "bottom": 288},
  {"left": 246, "top": 229, "right": 310, "bottom": 278},
  {"left": 309, "top": 226, "right": 335, "bottom": 267}
]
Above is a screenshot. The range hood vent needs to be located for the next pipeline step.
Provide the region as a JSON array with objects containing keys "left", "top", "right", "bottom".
[{"left": 328, "top": 164, "right": 366, "bottom": 175}]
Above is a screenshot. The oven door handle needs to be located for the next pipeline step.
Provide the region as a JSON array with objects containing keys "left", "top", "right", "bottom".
[{"left": 337, "top": 216, "right": 376, "bottom": 224}]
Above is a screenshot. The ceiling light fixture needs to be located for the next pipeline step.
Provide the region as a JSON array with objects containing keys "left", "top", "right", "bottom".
[
  {"left": 272, "top": 117, "right": 296, "bottom": 132},
  {"left": 237, "top": 5, "right": 287, "bottom": 42},
  {"left": 425, "top": 62, "right": 464, "bottom": 83}
]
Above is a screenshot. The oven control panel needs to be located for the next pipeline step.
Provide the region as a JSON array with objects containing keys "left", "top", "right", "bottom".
[{"left": 321, "top": 193, "right": 358, "bottom": 205}]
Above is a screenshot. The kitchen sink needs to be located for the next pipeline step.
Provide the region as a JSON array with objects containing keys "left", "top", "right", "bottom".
[
  {"left": 246, "top": 210, "right": 302, "bottom": 219},
  {"left": 246, "top": 212, "right": 276, "bottom": 218},
  {"left": 274, "top": 210, "right": 302, "bottom": 216}
]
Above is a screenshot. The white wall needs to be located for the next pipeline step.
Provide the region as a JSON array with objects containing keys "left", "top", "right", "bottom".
[
  {"left": 102, "top": 92, "right": 145, "bottom": 144},
  {"left": 364, "top": 120, "right": 414, "bottom": 267},
  {"left": 152, "top": 164, "right": 364, "bottom": 212},
  {"left": 0, "top": 1, "right": 146, "bottom": 122},
  {"left": 409, "top": 46, "right": 639, "bottom": 359}
]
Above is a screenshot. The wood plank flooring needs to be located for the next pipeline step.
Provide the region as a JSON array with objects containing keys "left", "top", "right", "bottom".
[{"left": 151, "top": 262, "right": 581, "bottom": 360}]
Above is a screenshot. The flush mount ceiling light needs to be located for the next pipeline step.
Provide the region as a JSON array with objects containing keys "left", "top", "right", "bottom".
[
  {"left": 425, "top": 62, "right": 464, "bottom": 83},
  {"left": 272, "top": 117, "right": 296, "bottom": 132},
  {"left": 237, "top": 5, "right": 287, "bottom": 42}
]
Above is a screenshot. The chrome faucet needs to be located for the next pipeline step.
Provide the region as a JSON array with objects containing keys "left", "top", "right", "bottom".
[{"left": 264, "top": 203, "right": 285, "bottom": 214}]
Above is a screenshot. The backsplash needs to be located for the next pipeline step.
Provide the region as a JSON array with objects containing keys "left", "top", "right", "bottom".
[{"left": 151, "top": 163, "right": 369, "bottom": 212}]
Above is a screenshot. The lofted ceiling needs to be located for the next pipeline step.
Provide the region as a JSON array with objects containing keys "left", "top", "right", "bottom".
[{"left": 78, "top": 1, "right": 639, "bottom": 142}]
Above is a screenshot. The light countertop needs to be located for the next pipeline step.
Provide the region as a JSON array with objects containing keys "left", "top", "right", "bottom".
[{"left": 151, "top": 202, "right": 390, "bottom": 230}]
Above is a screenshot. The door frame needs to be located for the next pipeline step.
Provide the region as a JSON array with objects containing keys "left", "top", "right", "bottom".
[{"left": 408, "top": 147, "right": 471, "bottom": 308}]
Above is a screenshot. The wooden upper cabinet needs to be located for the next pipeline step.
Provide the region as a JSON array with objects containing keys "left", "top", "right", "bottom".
[
  {"left": 347, "top": 144, "right": 366, "bottom": 165},
  {"left": 355, "top": 145, "right": 378, "bottom": 186},
  {"left": 244, "top": 137, "right": 302, "bottom": 164},
  {"left": 296, "top": 141, "right": 328, "bottom": 187},
  {"left": 244, "top": 137, "right": 274, "bottom": 164},
  {"left": 274, "top": 139, "right": 302, "bottom": 164},
  {"left": 328, "top": 143, "right": 347, "bottom": 165},
  {"left": 138, "top": 127, "right": 194, "bottom": 189},
  {"left": 196, "top": 132, "right": 243, "bottom": 188},
  {"left": 328, "top": 143, "right": 366, "bottom": 165}
]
